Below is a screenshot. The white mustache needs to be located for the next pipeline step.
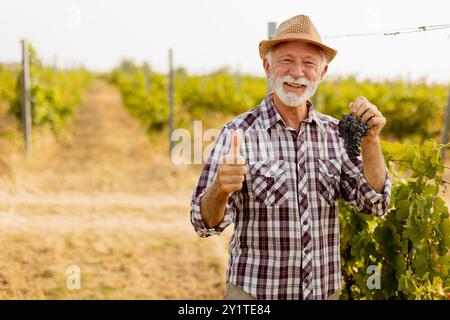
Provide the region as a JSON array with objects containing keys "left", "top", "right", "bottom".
[
  {"left": 269, "top": 73, "right": 320, "bottom": 107},
  {"left": 280, "top": 75, "right": 311, "bottom": 86}
]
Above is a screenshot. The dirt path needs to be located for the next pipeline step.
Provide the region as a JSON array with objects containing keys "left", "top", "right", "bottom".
[{"left": 0, "top": 80, "right": 230, "bottom": 299}]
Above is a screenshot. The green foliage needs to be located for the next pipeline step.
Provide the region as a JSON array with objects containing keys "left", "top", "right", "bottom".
[
  {"left": 110, "top": 66, "right": 448, "bottom": 142},
  {"left": 8, "top": 43, "right": 92, "bottom": 136},
  {"left": 109, "top": 59, "right": 169, "bottom": 132},
  {"left": 0, "top": 65, "right": 17, "bottom": 103},
  {"left": 316, "top": 77, "right": 447, "bottom": 142},
  {"left": 177, "top": 68, "right": 266, "bottom": 119},
  {"left": 110, "top": 63, "right": 267, "bottom": 131},
  {"left": 340, "top": 140, "right": 450, "bottom": 300}
]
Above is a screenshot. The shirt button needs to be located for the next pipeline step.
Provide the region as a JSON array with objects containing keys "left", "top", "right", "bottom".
[{"left": 303, "top": 220, "right": 308, "bottom": 226}]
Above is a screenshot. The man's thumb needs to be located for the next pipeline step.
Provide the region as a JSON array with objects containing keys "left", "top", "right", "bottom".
[{"left": 228, "top": 129, "right": 241, "bottom": 156}]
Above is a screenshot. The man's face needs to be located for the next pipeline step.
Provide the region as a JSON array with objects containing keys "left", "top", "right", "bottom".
[{"left": 264, "top": 41, "right": 328, "bottom": 107}]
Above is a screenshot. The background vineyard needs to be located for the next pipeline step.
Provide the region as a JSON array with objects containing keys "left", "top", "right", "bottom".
[
  {"left": 109, "top": 60, "right": 448, "bottom": 143},
  {"left": 0, "top": 44, "right": 449, "bottom": 299},
  {"left": 109, "top": 59, "right": 450, "bottom": 299},
  {"left": 0, "top": 43, "right": 92, "bottom": 141}
]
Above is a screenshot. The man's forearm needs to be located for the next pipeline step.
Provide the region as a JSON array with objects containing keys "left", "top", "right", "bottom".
[
  {"left": 361, "top": 136, "right": 387, "bottom": 193},
  {"left": 200, "top": 179, "right": 230, "bottom": 229}
]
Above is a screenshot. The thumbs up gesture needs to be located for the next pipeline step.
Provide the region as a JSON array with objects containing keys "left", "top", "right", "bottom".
[{"left": 216, "top": 130, "right": 247, "bottom": 195}]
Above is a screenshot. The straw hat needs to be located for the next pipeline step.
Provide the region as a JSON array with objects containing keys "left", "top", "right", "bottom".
[{"left": 259, "top": 15, "right": 337, "bottom": 63}]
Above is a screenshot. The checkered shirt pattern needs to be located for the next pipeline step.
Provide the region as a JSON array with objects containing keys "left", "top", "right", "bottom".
[{"left": 190, "top": 93, "right": 391, "bottom": 300}]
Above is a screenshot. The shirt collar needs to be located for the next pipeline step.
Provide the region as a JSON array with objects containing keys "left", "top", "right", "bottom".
[{"left": 260, "top": 93, "right": 325, "bottom": 132}]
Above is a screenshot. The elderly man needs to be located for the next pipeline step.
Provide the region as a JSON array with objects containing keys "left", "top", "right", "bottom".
[{"left": 190, "top": 14, "right": 391, "bottom": 300}]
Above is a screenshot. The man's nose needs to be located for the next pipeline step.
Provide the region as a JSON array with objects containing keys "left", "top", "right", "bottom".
[{"left": 288, "top": 63, "right": 305, "bottom": 79}]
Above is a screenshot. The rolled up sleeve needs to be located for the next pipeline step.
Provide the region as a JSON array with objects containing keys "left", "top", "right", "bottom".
[
  {"left": 190, "top": 125, "right": 238, "bottom": 237},
  {"left": 191, "top": 188, "right": 237, "bottom": 237},
  {"left": 339, "top": 150, "right": 391, "bottom": 217}
]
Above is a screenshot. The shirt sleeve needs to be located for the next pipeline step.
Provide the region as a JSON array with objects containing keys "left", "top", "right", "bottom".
[
  {"left": 339, "top": 147, "right": 391, "bottom": 217},
  {"left": 190, "top": 125, "right": 239, "bottom": 237}
]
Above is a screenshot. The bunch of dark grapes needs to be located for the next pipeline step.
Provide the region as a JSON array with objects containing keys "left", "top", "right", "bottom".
[{"left": 338, "top": 114, "right": 369, "bottom": 159}]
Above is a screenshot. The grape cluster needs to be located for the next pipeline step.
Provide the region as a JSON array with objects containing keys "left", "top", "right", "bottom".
[{"left": 338, "top": 114, "right": 369, "bottom": 159}]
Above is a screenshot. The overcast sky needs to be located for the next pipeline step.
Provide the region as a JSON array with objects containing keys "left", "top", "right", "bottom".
[{"left": 1, "top": 0, "right": 449, "bottom": 82}]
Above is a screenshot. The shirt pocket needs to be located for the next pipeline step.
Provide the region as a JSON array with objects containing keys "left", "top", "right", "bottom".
[
  {"left": 317, "top": 158, "right": 341, "bottom": 205},
  {"left": 248, "top": 159, "right": 288, "bottom": 207}
]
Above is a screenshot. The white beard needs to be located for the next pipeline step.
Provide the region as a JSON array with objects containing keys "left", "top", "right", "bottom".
[{"left": 269, "top": 74, "right": 320, "bottom": 107}]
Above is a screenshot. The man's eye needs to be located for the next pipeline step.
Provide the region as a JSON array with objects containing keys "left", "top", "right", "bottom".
[
  {"left": 305, "top": 62, "right": 315, "bottom": 66},
  {"left": 281, "top": 59, "right": 292, "bottom": 63}
]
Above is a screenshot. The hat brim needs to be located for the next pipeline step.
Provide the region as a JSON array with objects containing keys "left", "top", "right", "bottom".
[{"left": 259, "top": 35, "right": 337, "bottom": 64}]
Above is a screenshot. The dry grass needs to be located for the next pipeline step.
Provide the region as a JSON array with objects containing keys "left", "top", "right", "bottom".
[{"left": 0, "top": 81, "right": 231, "bottom": 299}]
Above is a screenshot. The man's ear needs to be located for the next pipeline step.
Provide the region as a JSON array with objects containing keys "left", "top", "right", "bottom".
[
  {"left": 263, "top": 58, "right": 270, "bottom": 78},
  {"left": 320, "top": 64, "right": 328, "bottom": 81}
]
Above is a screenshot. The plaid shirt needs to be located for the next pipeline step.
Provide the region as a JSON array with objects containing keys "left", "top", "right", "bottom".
[{"left": 190, "top": 94, "right": 391, "bottom": 300}]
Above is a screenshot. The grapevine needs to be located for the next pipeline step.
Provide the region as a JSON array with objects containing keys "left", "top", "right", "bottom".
[
  {"left": 8, "top": 43, "right": 92, "bottom": 136},
  {"left": 339, "top": 140, "right": 450, "bottom": 300}
]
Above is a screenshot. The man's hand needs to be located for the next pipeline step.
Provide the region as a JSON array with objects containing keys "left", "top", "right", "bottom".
[
  {"left": 349, "top": 96, "right": 386, "bottom": 141},
  {"left": 215, "top": 130, "right": 247, "bottom": 195},
  {"left": 200, "top": 130, "right": 247, "bottom": 229},
  {"left": 349, "top": 96, "right": 387, "bottom": 193}
]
